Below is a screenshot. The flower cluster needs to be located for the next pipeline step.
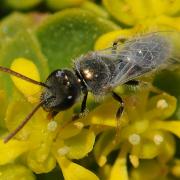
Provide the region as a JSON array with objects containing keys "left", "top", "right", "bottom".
[{"left": 0, "top": 0, "right": 179, "bottom": 180}]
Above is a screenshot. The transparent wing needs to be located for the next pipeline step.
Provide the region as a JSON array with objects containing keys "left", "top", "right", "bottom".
[
  {"left": 96, "top": 48, "right": 155, "bottom": 88},
  {"left": 95, "top": 31, "right": 179, "bottom": 89}
]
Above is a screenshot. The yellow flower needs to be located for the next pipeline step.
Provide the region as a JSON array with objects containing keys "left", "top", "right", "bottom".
[
  {"left": 0, "top": 45, "right": 180, "bottom": 179},
  {"left": 0, "top": 58, "right": 98, "bottom": 179},
  {"left": 103, "top": 0, "right": 180, "bottom": 26},
  {"left": 10, "top": 58, "right": 41, "bottom": 103},
  {"left": 93, "top": 88, "right": 179, "bottom": 179}
]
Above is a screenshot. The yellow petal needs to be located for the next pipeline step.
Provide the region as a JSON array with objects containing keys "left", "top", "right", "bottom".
[
  {"left": 103, "top": 0, "right": 136, "bottom": 25},
  {"left": 58, "top": 122, "right": 83, "bottom": 139},
  {"left": 158, "top": 132, "right": 175, "bottom": 162},
  {"left": 108, "top": 149, "right": 128, "bottom": 180},
  {"left": 148, "top": 0, "right": 180, "bottom": 16},
  {"left": 10, "top": 58, "right": 41, "bottom": 103},
  {"left": 94, "top": 130, "right": 116, "bottom": 167},
  {"left": 130, "top": 160, "right": 168, "bottom": 179},
  {"left": 0, "top": 139, "right": 29, "bottom": 165},
  {"left": 109, "top": 158, "right": 128, "bottom": 180},
  {"left": 171, "top": 159, "right": 180, "bottom": 178},
  {"left": 64, "top": 129, "right": 95, "bottom": 159},
  {"left": 155, "top": 16, "right": 180, "bottom": 30},
  {"left": 103, "top": 0, "right": 180, "bottom": 25},
  {"left": 129, "top": 154, "right": 139, "bottom": 168},
  {"left": 94, "top": 29, "right": 135, "bottom": 50},
  {"left": 143, "top": 130, "right": 175, "bottom": 162},
  {"left": 56, "top": 156, "right": 99, "bottom": 180},
  {"left": 100, "top": 164, "right": 111, "bottom": 180},
  {"left": 138, "top": 141, "right": 159, "bottom": 159},
  {"left": 152, "top": 120, "right": 180, "bottom": 138},
  {"left": 144, "top": 15, "right": 180, "bottom": 31},
  {"left": 81, "top": 100, "right": 128, "bottom": 127},
  {"left": 146, "top": 93, "right": 177, "bottom": 119}
]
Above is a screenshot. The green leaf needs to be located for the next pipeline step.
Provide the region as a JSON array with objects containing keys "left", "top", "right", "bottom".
[
  {"left": 0, "top": 13, "right": 32, "bottom": 43},
  {"left": 0, "top": 13, "right": 49, "bottom": 97},
  {"left": 0, "top": 30, "right": 49, "bottom": 97},
  {"left": 0, "top": 90, "right": 7, "bottom": 128},
  {"left": 36, "top": 8, "right": 119, "bottom": 70},
  {"left": 0, "top": 140, "right": 30, "bottom": 165},
  {"left": 0, "top": 29, "right": 49, "bottom": 79}
]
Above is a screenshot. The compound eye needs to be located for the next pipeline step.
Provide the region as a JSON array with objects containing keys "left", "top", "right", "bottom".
[
  {"left": 55, "top": 70, "right": 70, "bottom": 86},
  {"left": 55, "top": 70, "right": 67, "bottom": 85}
]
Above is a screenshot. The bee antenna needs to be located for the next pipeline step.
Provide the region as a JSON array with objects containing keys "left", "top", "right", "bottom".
[
  {"left": 0, "top": 66, "right": 49, "bottom": 88},
  {"left": 3, "top": 99, "right": 48, "bottom": 143}
]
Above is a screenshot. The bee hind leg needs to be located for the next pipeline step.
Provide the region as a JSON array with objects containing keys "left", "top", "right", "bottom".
[{"left": 112, "top": 91, "right": 124, "bottom": 140}]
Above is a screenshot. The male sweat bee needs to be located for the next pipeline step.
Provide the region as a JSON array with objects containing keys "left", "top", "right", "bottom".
[{"left": 1, "top": 31, "right": 180, "bottom": 143}]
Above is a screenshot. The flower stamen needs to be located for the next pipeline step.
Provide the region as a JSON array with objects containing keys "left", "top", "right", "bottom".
[
  {"left": 128, "top": 133, "right": 141, "bottom": 145},
  {"left": 57, "top": 146, "right": 70, "bottom": 156},
  {"left": 156, "top": 99, "right": 168, "bottom": 109},
  {"left": 47, "top": 121, "right": 58, "bottom": 132},
  {"left": 153, "top": 134, "right": 164, "bottom": 145}
]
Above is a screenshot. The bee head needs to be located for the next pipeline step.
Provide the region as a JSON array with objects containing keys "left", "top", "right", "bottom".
[{"left": 41, "top": 69, "right": 81, "bottom": 112}]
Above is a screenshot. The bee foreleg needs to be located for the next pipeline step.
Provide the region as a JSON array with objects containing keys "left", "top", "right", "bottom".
[{"left": 72, "top": 91, "right": 88, "bottom": 120}]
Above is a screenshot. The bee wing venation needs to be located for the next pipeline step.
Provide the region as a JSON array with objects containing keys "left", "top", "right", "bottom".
[{"left": 96, "top": 32, "right": 175, "bottom": 89}]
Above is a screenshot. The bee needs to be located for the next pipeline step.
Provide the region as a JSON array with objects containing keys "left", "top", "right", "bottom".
[{"left": 2, "top": 31, "right": 179, "bottom": 143}]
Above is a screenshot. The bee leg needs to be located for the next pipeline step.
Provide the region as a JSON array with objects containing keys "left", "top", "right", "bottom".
[
  {"left": 47, "top": 111, "right": 58, "bottom": 120},
  {"left": 125, "top": 80, "right": 148, "bottom": 92},
  {"left": 72, "top": 92, "right": 88, "bottom": 120},
  {"left": 112, "top": 91, "right": 124, "bottom": 141},
  {"left": 125, "top": 79, "right": 139, "bottom": 86},
  {"left": 112, "top": 92, "right": 124, "bottom": 119},
  {"left": 112, "top": 37, "right": 127, "bottom": 50},
  {"left": 125, "top": 80, "right": 162, "bottom": 93}
]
